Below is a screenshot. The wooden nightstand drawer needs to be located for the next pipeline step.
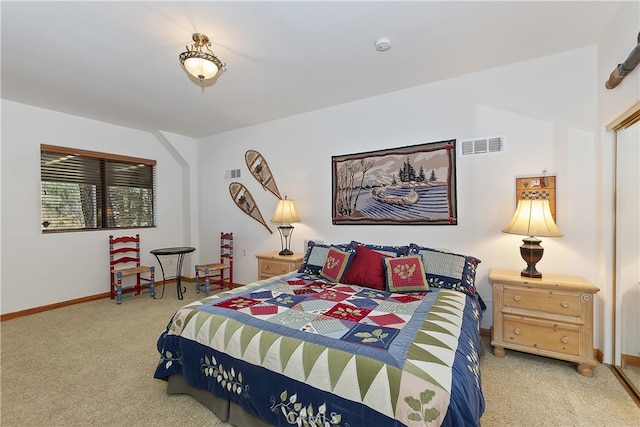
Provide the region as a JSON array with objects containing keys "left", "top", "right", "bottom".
[
  {"left": 503, "top": 286, "right": 581, "bottom": 316},
  {"left": 503, "top": 315, "right": 581, "bottom": 356},
  {"left": 255, "top": 251, "right": 304, "bottom": 280},
  {"left": 259, "top": 260, "right": 292, "bottom": 276}
]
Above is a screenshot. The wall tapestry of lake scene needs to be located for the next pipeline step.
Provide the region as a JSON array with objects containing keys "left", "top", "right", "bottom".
[{"left": 332, "top": 139, "right": 457, "bottom": 225}]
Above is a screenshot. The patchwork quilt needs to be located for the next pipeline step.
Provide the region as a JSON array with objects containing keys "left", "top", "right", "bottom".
[{"left": 154, "top": 272, "right": 485, "bottom": 426}]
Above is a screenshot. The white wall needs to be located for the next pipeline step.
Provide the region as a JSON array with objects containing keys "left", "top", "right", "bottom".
[
  {"left": 0, "top": 101, "right": 198, "bottom": 313},
  {"left": 196, "top": 46, "right": 601, "bottom": 333}
]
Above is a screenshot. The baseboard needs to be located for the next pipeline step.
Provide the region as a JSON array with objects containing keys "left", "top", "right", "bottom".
[
  {"left": 1, "top": 292, "right": 111, "bottom": 321},
  {"left": 595, "top": 348, "right": 604, "bottom": 364},
  {"left": 1, "top": 278, "right": 184, "bottom": 321},
  {"left": 622, "top": 353, "right": 640, "bottom": 368}
]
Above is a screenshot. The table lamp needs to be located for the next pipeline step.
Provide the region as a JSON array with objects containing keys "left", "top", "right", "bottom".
[
  {"left": 502, "top": 199, "right": 563, "bottom": 278},
  {"left": 270, "top": 196, "right": 301, "bottom": 256}
]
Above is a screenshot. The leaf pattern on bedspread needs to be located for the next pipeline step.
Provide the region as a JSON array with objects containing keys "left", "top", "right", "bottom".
[
  {"left": 270, "top": 390, "right": 350, "bottom": 427},
  {"left": 405, "top": 389, "right": 441, "bottom": 424},
  {"left": 201, "top": 354, "right": 249, "bottom": 398},
  {"left": 157, "top": 330, "right": 183, "bottom": 370},
  {"left": 158, "top": 348, "right": 181, "bottom": 370}
]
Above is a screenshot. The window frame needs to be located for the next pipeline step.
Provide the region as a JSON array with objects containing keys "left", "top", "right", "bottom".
[{"left": 40, "top": 144, "right": 157, "bottom": 233}]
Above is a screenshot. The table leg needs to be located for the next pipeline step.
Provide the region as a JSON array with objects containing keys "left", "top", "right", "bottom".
[
  {"left": 152, "top": 254, "right": 167, "bottom": 299},
  {"left": 176, "top": 253, "right": 187, "bottom": 300}
]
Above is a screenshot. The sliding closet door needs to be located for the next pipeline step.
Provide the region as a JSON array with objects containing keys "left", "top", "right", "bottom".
[{"left": 616, "top": 120, "right": 640, "bottom": 388}]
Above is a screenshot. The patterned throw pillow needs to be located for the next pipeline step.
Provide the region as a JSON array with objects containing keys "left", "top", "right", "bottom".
[
  {"left": 341, "top": 245, "right": 390, "bottom": 291},
  {"left": 408, "top": 244, "right": 481, "bottom": 295},
  {"left": 319, "top": 246, "right": 353, "bottom": 283},
  {"left": 298, "top": 241, "right": 352, "bottom": 275},
  {"left": 384, "top": 255, "right": 429, "bottom": 293}
]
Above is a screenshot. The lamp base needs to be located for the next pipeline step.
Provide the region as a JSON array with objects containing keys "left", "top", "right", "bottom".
[
  {"left": 277, "top": 225, "right": 295, "bottom": 257},
  {"left": 520, "top": 265, "right": 542, "bottom": 278},
  {"left": 520, "top": 236, "right": 544, "bottom": 278}
]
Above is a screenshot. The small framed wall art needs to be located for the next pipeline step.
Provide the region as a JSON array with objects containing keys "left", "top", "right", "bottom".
[{"left": 515, "top": 174, "right": 557, "bottom": 221}]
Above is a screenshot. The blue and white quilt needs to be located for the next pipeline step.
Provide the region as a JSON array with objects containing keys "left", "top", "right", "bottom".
[{"left": 154, "top": 272, "right": 485, "bottom": 426}]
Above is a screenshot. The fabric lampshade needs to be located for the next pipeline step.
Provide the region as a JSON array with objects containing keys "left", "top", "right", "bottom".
[
  {"left": 270, "top": 198, "right": 300, "bottom": 225},
  {"left": 502, "top": 199, "right": 562, "bottom": 237}
]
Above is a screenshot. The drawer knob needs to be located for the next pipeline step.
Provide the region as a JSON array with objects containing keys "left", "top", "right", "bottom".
[
  {"left": 513, "top": 295, "right": 522, "bottom": 302},
  {"left": 561, "top": 336, "right": 569, "bottom": 344},
  {"left": 561, "top": 301, "right": 569, "bottom": 308},
  {"left": 513, "top": 328, "right": 521, "bottom": 335}
]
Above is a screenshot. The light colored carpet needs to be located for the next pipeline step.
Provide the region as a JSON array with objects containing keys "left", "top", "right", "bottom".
[
  {"left": 1, "top": 288, "right": 638, "bottom": 426},
  {"left": 479, "top": 336, "right": 640, "bottom": 426},
  {"left": 1, "top": 289, "right": 231, "bottom": 427}
]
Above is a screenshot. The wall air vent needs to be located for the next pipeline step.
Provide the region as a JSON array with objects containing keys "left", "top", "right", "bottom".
[
  {"left": 459, "top": 137, "right": 503, "bottom": 157},
  {"left": 224, "top": 169, "right": 241, "bottom": 179}
]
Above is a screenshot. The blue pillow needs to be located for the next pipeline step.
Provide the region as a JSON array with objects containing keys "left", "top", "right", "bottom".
[
  {"left": 408, "top": 243, "right": 481, "bottom": 296},
  {"left": 298, "top": 241, "right": 354, "bottom": 275}
]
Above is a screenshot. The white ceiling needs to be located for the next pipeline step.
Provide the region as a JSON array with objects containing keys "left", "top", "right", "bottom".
[{"left": 1, "top": 1, "right": 625, "bottom": 138}]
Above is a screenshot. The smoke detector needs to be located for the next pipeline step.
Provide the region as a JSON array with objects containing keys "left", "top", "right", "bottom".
[{"left": 375, "top": 37, "right": 391, "bottom": 52}]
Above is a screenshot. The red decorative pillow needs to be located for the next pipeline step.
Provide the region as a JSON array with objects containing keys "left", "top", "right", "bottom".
[
  {"left": 384, "top": 255, "right": 429, "bottom": 293},
  {"left": 319, "top": 246, "right": 353, "bottom": 283},
  {"left": 341, "top": 245, "right": 390, "bottom": 291}
]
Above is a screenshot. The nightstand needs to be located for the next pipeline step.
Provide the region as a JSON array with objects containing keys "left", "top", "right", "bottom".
[
  {"left": 256, "top": 251, "right": 304, "bottom": 280},
  {"left": 489, "top": 268, "right": 600, "bottom": 377}
]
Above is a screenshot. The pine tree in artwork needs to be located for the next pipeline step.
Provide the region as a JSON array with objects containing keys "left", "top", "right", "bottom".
[{"left": 399, "top": 157, "right": 417, "bottom": 182}]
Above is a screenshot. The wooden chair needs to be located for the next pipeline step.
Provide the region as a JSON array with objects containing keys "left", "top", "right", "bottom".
[
  {"left": 195, "top": 232, "right": 233, "bottom": 296},
  {"left": 109, "top": 234, "right": 155, "bottom": 304}
]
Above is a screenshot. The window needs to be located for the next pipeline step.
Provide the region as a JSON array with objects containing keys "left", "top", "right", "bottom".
[{"left": 40, "top": 145, "right": 156, "bottom": 232}]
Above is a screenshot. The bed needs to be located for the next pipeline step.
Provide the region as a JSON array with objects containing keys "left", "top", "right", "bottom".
[{"left": 154, "top": 241, "right": 486, "bottom": 426}]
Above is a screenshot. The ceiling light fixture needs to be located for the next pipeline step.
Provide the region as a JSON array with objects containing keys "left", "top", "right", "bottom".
[{"left": 179, "top": 33, "right": 225, "bottom": 83}]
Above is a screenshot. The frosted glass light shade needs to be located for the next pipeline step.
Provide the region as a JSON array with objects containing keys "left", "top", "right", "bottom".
[{"left": 184, "top": 56, "right": 219, "bottom": 80}]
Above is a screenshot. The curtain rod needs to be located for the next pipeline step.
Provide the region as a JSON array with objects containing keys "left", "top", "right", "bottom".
[{"left": 605, "top": 32, "right": 640, "bottom": 90}]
